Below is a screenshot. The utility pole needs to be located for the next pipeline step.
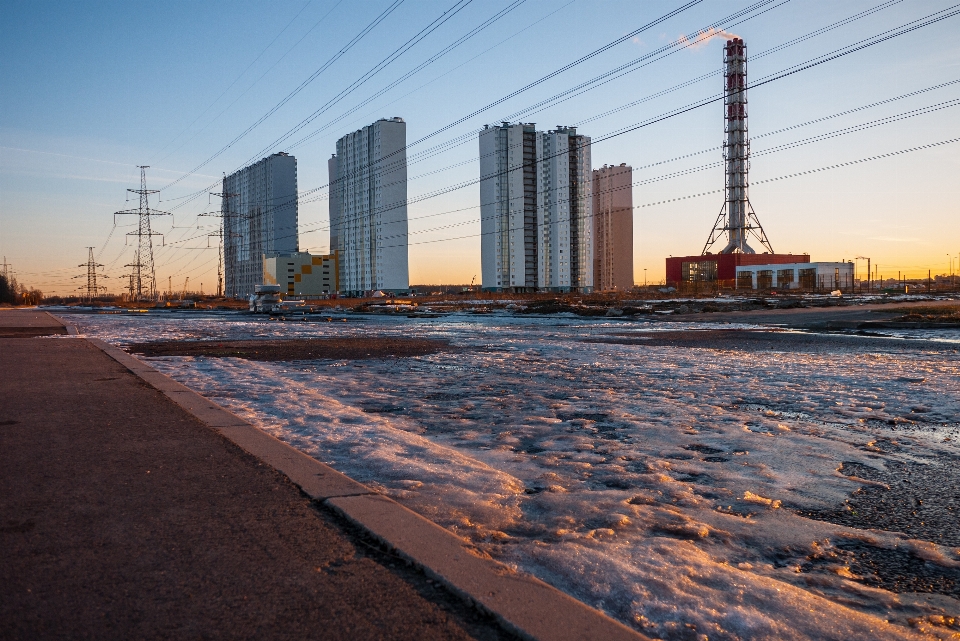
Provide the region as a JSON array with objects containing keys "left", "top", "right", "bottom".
[
  {"left": 855, "top": 257, "right": 870, "bottom": 293},
  {"left": 1, "top": 256, "right": 10, "bottom": 281},
  {"left": 117, "top": 274, "right": 134, "bottom": 300},
  {"left": 75, "top": 247, "right": 107, "bottom": 301},
  {"left": 202, "top": 226, "right": 241, "bottom": 298},
  {"left": 203, "top": 183, "right": 240, "bottom": 298},
  {"left": 114, "top": 167, "right": 171, "bottom": 300}
]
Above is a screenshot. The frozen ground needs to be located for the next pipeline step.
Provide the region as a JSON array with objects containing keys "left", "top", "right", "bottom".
[{"left": 63, "top": 310, "right": 960, "bottom": 640}]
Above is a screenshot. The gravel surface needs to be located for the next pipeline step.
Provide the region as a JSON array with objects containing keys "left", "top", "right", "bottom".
[
  {"left": 800, "top": 459, "right": 960, "bottom": 548},
  {"left": 796, "top": 457, "right": 960, "bottom": 602}
]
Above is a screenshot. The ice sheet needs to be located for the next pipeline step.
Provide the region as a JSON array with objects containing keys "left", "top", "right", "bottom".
[{"left": 66, "top": 310, "right": 960, "bottom": 640}]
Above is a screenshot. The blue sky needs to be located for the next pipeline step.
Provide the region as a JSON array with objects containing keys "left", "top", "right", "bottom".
[{"left": 2, "top": 0, "right": 958, "bottom": 294}]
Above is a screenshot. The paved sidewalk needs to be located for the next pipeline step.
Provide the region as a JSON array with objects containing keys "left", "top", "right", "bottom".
[
  {"left": 0, "top": 309, "right": 66, "bottom": 337},
  {"left": 0, "top": 310, "right": 509, "bottom": 640}
]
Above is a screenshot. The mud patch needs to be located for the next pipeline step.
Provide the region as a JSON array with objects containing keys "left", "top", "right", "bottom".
[
  {"left": 126, "top": 337, "right": 454, "bottom": 361},
  {"left": 584, "top": 329, "right": 958, "bottom": 354}
]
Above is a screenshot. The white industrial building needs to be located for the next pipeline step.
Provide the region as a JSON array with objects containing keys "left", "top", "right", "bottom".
[
  {"left": 735, "top": 261, "right": 855, "bottom": 291},
  {"left": 223, "top": 152, "right": 299, "bottom": 298},
  {"left": 479, "top": 123, "right": 593, "bottom": 292},
  {"left": 328, "top": 117, "right": 409, "bottom": 296}
]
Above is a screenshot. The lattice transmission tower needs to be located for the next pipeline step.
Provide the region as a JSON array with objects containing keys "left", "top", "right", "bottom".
[
  {"left": 200, "top": 184, "right": 241, "bottom": 298},
  {"left": 114, "top": 167, "right": 171, "bottom": 300},
  {"left": 75, "top": 247, "right": 107, "bottom": 301}
]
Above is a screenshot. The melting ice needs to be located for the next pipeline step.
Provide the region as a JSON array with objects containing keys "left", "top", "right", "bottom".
[{"left": 67, "top": 311, "right": 960, "bottom": 640}]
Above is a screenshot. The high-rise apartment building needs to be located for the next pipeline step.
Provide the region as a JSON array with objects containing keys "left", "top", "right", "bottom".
[
  {"left": 223, "top": 152, "right": 298, "bottom": 298},
  {"left": 479, "top": 124, "right": 593, "bottom": 292},
  {"left": 328, "top": 117, "right": 409, "bottom": 296},
  {"left": 479, "top": 122, "right": 538, "bottom": 291},
  {"left": 592, "top": 164, "right": 634, "bottom": 291},
  {"left": 537, "top": 127, "right": 592, "bottom": 292}
]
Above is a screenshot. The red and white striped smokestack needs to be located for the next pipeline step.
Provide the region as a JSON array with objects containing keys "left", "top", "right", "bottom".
[{"left": 721, "top": 37, "right": 753, "bottom": 254}]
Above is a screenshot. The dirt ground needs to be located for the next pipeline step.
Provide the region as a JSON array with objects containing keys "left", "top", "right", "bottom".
[
  {"left": 126, "top": 336, "right": 454, "bottom": 361},
  {"left": 584, "top": 328, "right": 959, "bottom": 354}
]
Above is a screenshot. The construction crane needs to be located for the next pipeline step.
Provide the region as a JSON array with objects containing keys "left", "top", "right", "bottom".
[{"left": 181, "top": 276, "right": 189, "bottom": 300}]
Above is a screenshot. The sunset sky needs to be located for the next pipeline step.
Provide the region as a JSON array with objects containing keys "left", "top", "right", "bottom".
[{"left": 2, "top": 0, "right": 958, "bottom": 294}]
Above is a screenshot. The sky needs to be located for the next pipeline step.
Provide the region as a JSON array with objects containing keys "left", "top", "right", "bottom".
[{"left": 1, "top": 0, "right": 959, "bottom": 295}]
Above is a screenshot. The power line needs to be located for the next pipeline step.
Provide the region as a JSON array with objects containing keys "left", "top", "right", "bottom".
[
  {"left": 253, "top": 0, "right": 529, "bottom": 160},
  {"left": 149, "top": 0, "right": 320, "bottom": 163},
  {"left": 336, "top": 101, "right": 960, "bottom": 245},
  {"left": 281, "top": 0, "right": 786, "bottom": 194},
  {"left": 360, "top": 135, "right": 960, "bottom": 251},
  {"left": 499, "top": 0, "right": 794, "bottom": 126},
  {"left": 303, "top": 83, "right": 960, "bottom": 213},
  {"left": 167, "top": 0, "right": 480, "bottom": 194},
  {"left": 160, "top": 0, "right": 709, "bottom": 211},
  {"left": 160, "top": 0, "right": 406, "bottom": 193},
  {"left": 154, "top": 1, "right": 347, "bottom": 167},
  {"left": 147, "top": 4, "right": 960, "bottom": 280},
  {"left": 204, "top": 0, "right": 903, "bottom": 218},
  {"left": 299, "top": 1, "right": 960, "bottom": 224},
  {"left": 626, "top": 77, "right": 960, "bottom": 172},
  {"left": 167, "top": 0, "right": 773, "bottom": 217},
  {"left": 155, "top": 98, "right": 960, "bottom": 257},
  {"left": 564, "top": 0, "right": 906, "bottom": 129},
  {"left": 402, "top": 0, "right": 707, "bottom": 154},
  {"left": 155, "top": 68, "right": 960, "bottom": 260},
  {"left": 637, "top": 136, "right": 960, "bottom": 210},
  {"left": 286, "top": 0, "right": 577, "bottom": 154}
]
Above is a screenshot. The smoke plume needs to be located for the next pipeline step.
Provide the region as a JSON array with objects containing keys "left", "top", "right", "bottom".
[{"left": 677, "top": 27, "right": 740, "bottom": 50}]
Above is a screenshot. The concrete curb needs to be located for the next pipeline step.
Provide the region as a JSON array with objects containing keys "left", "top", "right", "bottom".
[
  {"left": 63, "top": 321, "right": 644, "bottom": 641},
  {"left": 45, "top": 311, "right": 77, "bottom": 334}
]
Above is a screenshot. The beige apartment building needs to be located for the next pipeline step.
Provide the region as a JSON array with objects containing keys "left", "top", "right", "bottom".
[{"left": 592, "top": 164, "right": 634, "bottom": 291}]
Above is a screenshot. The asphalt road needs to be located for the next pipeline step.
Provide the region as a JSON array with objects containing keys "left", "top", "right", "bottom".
[{"left": 0, "top": 310, "right": 511, "bottom": 641}]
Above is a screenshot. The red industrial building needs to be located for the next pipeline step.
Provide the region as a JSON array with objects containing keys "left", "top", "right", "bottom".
[{"left": 666, "top": 253, "right": 809, "bottom": 286}]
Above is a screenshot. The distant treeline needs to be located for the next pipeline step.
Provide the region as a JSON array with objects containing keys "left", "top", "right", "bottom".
[{"left": 0, "top": 274, "right": 42, "bottom": 306}]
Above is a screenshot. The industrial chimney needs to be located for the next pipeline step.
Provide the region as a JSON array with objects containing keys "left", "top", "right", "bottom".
[{"left": 703, "top": 38, "right": 773, "bottom": 255}]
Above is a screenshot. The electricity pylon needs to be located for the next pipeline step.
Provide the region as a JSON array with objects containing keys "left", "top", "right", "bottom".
[
  {"left": 75, "top": 247, "right": 107, "bottom": 301},
  {"left": 203, "top": 229, "right": 242, "bottom": 298},
  {"left": 114, "top": 167, "right": 171, "bottom": 300},
  {"left": 201, "top": 184, "right": 240, "bottom": 298},
  {"left": 117, "top": 273, "right": 135, "bottom": 299}
]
